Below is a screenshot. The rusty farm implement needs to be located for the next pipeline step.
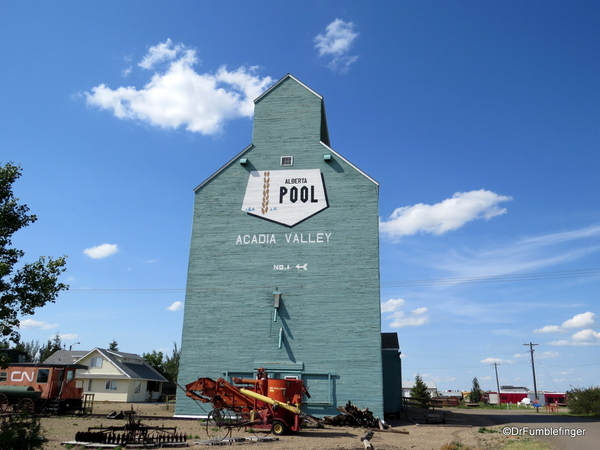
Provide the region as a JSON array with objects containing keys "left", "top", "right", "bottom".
[
  {"left": 70, "top": 408, "right": 187, "bottom": 447},
  {"left": 184, "top": 369, "right": 318, "bottom": 440}
]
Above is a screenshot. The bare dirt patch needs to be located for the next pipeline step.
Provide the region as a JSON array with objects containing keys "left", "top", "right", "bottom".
[{"left": 39, "top": 403, "right": 539, "bottom": 450}]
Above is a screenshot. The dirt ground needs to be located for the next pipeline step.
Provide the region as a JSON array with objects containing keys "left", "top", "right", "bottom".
[{"left": 39, "top": 402, "right": 541, "bottom": 450}]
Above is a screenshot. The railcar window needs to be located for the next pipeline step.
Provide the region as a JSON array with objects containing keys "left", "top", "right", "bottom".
[
  {"left": 66, "top": 370, "right": 75, "bottom": 381},
  {"left": 37, "top": 369, "right": 50, "bottom": 383},
  {"left": 0, "top": 372, "right": 6, "bottom": 382}
]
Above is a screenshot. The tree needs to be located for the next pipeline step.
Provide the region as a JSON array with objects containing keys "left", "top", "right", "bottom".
[
  {"left": 38, "top": 333, "right": 63, "bottom": 362},
  {"left": 143, "top": 342, "right": 181, "bottom": 383},
  {"left": 0, "top": 163, "right": 68, "bottom": 367},
  {"left": 108, "top": 339, "right": 119, "bottom": 351},
  {"left": 13, "top": 338, "right": 41, "bottom": 362},
  {"left": 470, "top": 377, "right": 483, "bottom": 403},
  {"left": 410, "top": 374, "right": 431, "bottom": 407},
  {"left": 163, "top": 342, "right": 181, "bottom": 383},
  {"left": 143, "top": 350, "right": 165, "bottom": 375}
]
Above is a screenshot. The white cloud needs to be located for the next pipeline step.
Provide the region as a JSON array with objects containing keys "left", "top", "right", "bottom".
[
  {"left": 314, "top": 19, "right": 359, "bottom": 73},
  {"left": 562, "top": 311, "right": 596, "bottom": 329},
  {"left": 86, "top": 40, "right": 273, "bottom": 135},
  {"left": 58, "top": 334, "right": 80, "bottom": 341},
  {"left": 535, "top": 312, "right": 596, "bottom": 335},
  {"left": 138, "top": 39, "right": 186, "bottom": 70},
  {"left": 167, "top": 301, "right": 184, "bottom": 311},
  {"left": 432, "top": 225, "right": 600, "bottom": 281},
  {"left": 534, "top": 325, "right": 563, "bottom": 334},
  {"left": 549, "top": 328, "right": 600, "bottom": 346},
  {"left": 381, "top": 298, "right": 405, "bottom": 313},
  {"left": 571, "top": 329, "right": 600, "bottom": 343},
  {"left": 480, "top": 357, "right": 516, "bottom": 364},
  {"left": 84, "top": 243, "right": 119, "bottom": 259},
  {"left": 19, "top": 319, "right": 57, "bottom": 330},
  {"left": 388, "top": 307, "right": 429, "bottom": 328},
  {"left": 380, "top": 190, "right": 512, "bottom": 240}
]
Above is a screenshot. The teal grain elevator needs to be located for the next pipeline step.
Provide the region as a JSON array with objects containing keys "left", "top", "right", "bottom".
[{"left": 176, "top": 75, "right": 386, "bottom": 418}]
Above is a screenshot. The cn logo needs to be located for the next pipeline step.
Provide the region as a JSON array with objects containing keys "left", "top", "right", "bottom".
[
  {"left": 10, "top": 371, "right": 34, "bottom": 382},
  {"left": 241, "top": 169, "right": 329, "bottom": 227}
]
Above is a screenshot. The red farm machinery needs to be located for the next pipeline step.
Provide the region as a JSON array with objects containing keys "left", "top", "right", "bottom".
[{"left": 184, "top": 368, "right": 317, "bottom": 439}]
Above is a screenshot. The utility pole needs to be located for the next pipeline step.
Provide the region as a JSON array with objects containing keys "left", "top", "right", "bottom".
[
  {"left": 524, "top": 342, "right": 539, "bottom": 411},
  {"left": 491, "top": 363, "right": 501, "bottom": 404}
]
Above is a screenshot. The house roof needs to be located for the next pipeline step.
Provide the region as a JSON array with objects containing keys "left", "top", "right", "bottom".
[
  {"left": 74, "top": 348, "right": 167, "bottom": 382},
  {"left": 44, "top": 350, "right": 89, "bottom": 365}
]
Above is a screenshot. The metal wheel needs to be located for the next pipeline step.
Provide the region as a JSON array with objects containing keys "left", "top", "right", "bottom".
[
  {"left": 206, "top": 408, "right": 232, "bottom": 441},
  {"left": 16, "top": 398, "right": 35, "bottom": 414},
  {"left": 0, "top": 393, "right": 9, "bottom": 413},
  {"left": 271, "top": 420, "right": 287, "bottom": 436},
  {"left": 249, "top": 426, "right": 271, "bottom": 438}
]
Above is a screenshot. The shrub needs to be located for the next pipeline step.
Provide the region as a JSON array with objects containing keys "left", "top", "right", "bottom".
[
  {"left": 0, "top": 413, "right": 47, "bottom": 450},
  {"left": 566, "top": 386, "right": 600, "bottom": 415}
]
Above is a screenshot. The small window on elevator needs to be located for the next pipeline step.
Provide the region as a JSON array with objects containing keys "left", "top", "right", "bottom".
[{"left": 280, "top": 156, "right": 293, "bottom": 166}]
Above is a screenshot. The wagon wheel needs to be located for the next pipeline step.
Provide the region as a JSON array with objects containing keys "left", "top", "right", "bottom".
[
  {"left": 249, "top": 426, "right": 271, "bottom": 438},
  {"left": 16, "top": 398, "right": 35, "bottom": 414},
  {"left": 247, "top": 410, "right": 271, "bottom": 438},
  {"left": 0, "top": 393, "right": 9, "bottom": 414},
  {"left": 206, "top": 408, "right": 233, "bottom": 441}
]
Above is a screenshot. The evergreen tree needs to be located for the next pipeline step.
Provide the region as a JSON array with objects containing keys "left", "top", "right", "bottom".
[
  {"left": 470, "top": 377, "right": 483, "bottom": 403},
  {"left": 410, "top": 374, "right": 431, "bottom": 407},
  {"left": 108, "top": 339, "right": 119, "bottom": 351},
  {"left": 13, "top": 339, "right": 41, "bottom": 362},
  {"left": 38, "top": 333, "right": 63, "bottom": 362}
]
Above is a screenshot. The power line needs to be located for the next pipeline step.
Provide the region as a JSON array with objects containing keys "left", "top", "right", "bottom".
[
  {"left": 64, "top": 267, "right": 600, "bottom": 293},
  {"left": 381, "top": 268, "right": 600, "bottom": 287}
]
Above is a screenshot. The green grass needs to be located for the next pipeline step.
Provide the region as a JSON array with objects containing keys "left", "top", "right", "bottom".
[{"left": 500, "top": 438, "right": 551, "bottom": 450}]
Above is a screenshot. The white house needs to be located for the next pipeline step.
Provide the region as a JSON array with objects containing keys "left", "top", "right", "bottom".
[{"left": 45, "top": 348, "right": 167, "bottom": 402}]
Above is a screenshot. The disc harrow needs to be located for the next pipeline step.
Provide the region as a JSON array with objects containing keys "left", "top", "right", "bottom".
[{"left": 74, "top": 408, "right": 187, "bottom": 447}]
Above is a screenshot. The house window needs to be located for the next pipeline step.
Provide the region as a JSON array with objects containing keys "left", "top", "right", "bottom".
[
  {"left": 280, "top": 156, "right": 293, "bottom": 166},
  {"left": 37, "top": 369, "right": 50, "bottom": 383},
  {"left": 105, "top": 380, "right": 118, "bottom": 390},
  {"left": 134, "top": 381, "right": 141, "bottom": 394},
  {"left": 88, "top": 379, "right": 93, "bottom": 391},
  {"left": 90, "top": 357, "right": 103, "bottom": 368}
]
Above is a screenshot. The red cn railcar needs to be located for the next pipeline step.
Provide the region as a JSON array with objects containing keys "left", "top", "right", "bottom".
[{"left": 0, "top": 362, "right": 87, "bottom": 414}]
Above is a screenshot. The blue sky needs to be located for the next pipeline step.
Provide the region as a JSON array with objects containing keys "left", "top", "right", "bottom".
[{"left": 2, "top": 1, "right": 599, "bottom": 393}]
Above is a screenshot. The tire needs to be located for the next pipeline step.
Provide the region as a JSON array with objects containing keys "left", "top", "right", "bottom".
[{"left": 271, "top": 420, "right": 287, "bottom": 436}]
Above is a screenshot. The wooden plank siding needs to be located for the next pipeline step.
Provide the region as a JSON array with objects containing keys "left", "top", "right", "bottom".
[{"left": 175, "top": 75, "right": 383, "bottom": 418}]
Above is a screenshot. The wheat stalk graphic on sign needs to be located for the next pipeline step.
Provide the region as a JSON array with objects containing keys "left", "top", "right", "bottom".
[{"left": 261, "top": 171, "right": 270, "bottom": 215}]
